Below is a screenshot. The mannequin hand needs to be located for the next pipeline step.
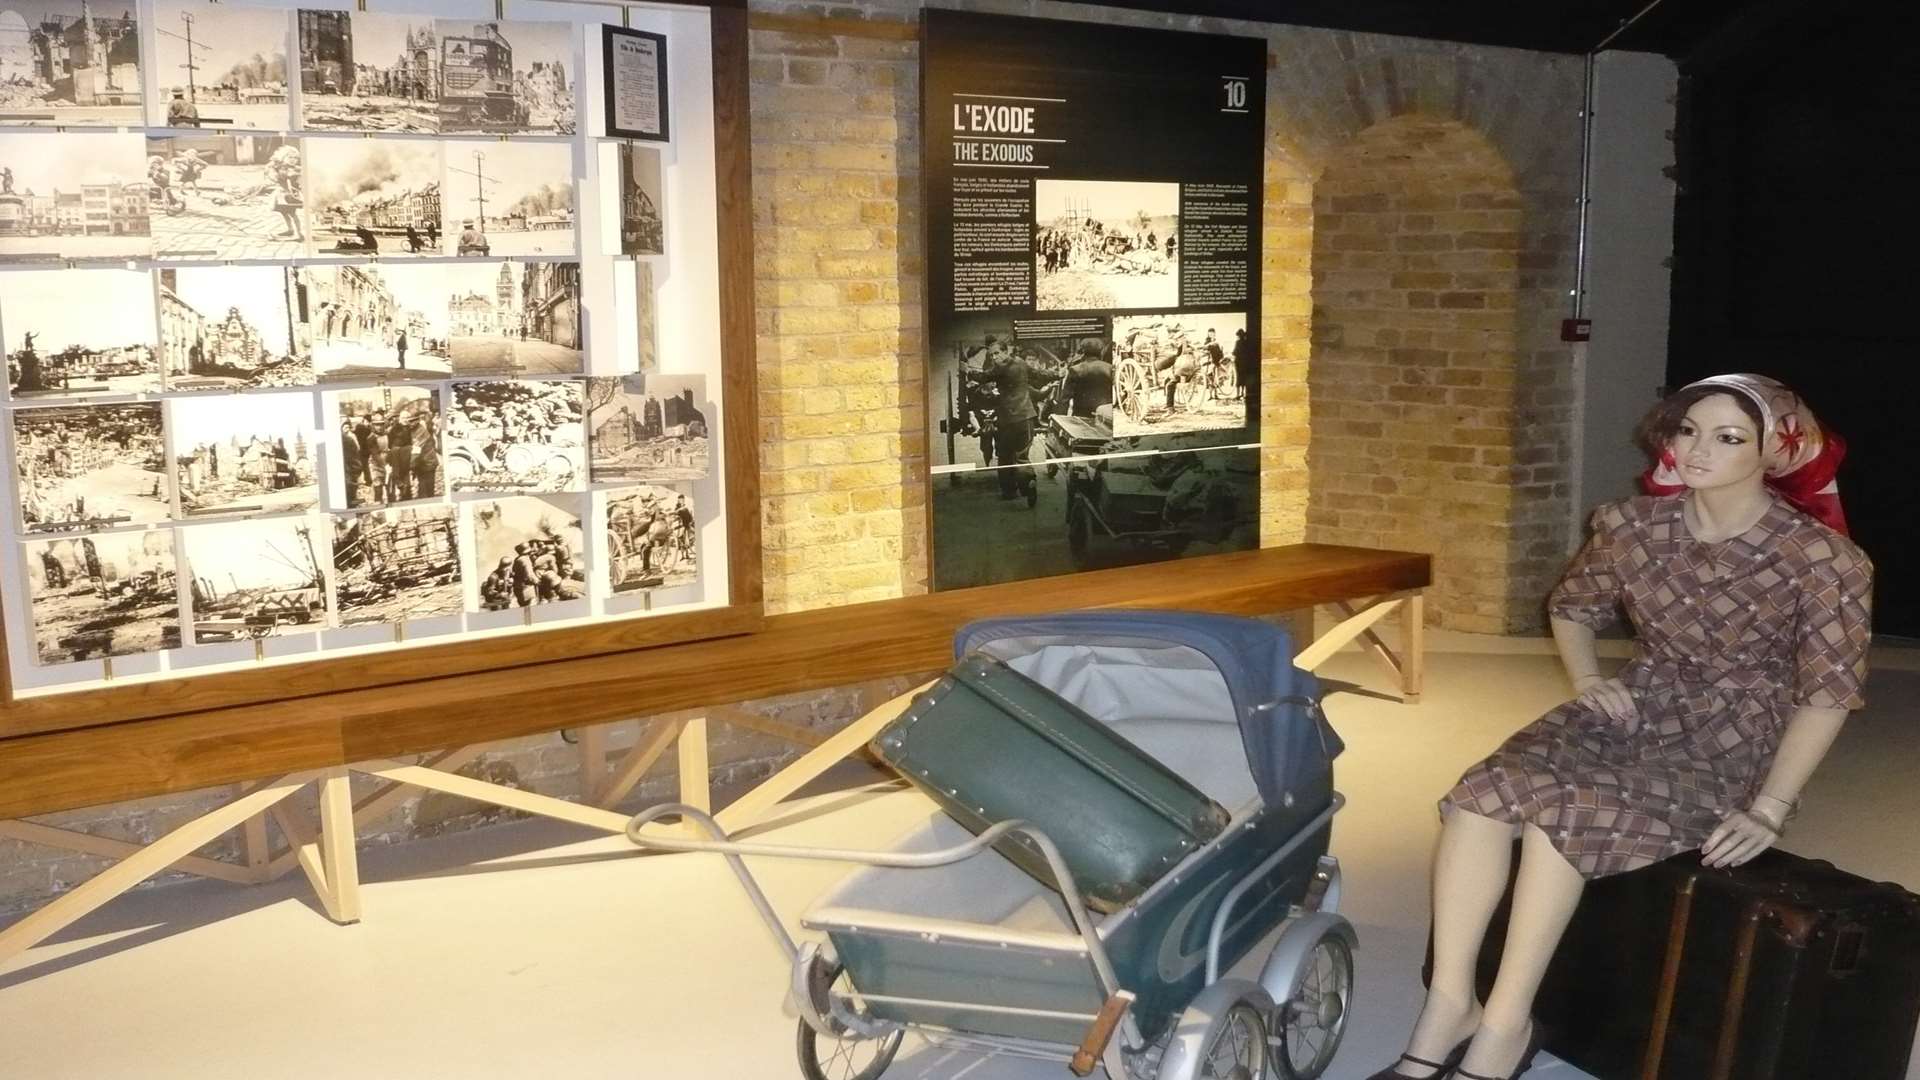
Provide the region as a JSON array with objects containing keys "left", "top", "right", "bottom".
[
  {"left": 1701, "top": 808, "right": 1782, "bottom": 869},
  {"left": 1573, "top": 675, "right": 1641, "bottom": 733}
]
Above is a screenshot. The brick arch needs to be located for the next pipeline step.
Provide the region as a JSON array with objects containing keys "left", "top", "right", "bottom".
[{"left": 1306, "top": 115, "right": 1524, "bottom": 633}]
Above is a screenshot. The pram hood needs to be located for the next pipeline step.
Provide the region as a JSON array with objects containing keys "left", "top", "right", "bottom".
[{"left": 953, "top": 610, "right": 1343, "bottom": 807}]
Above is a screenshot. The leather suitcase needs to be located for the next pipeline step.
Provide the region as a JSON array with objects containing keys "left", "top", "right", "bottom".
[
  {"left": 1427, "top": 848, "right": 1920, "bottom": 1080},
  {"left": 871, "top": 654, "right": 1230, "bottom": 913}
]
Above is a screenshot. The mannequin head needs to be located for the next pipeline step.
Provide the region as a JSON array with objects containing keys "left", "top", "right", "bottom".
[{"left": 1635, "top": 384, "right": 1767, "bottom": 494}]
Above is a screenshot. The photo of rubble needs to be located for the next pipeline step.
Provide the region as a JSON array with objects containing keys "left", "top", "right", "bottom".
[
  {"left": 447, "top": 379, "right": 584, "bottom": 493},
  {"left": 433, "top": 19, "right": 574, "bottom": 135},
  {"left": 181, "top": 514, "right": 326, "bottom": 642},
  {"left": 586, "top": 374, "right": 708, "bottom": 482},
  {"left": 617, "top": 142, "right": 662, "bottom": 256},
  {"left": 442, "top": 139, "right": 575, "bottom": 257},
  {"left": 330, "top": 504, "right": 458, "bottom": 626},
  {"left": 158, "top": 266, "right": 312, "bottom": 390},
  {"left": 22, "top": 530, "right": 181, "bottom": 664},
  {"left": 605, "top": 484, "right": 695, "bottom": 593},
  {"left": 467, "top": 493, "right": 584, "bottom": 611},
  {"left": 169, "top": 391, "right": 318, "bottom": 517},
  {"left": 0, "top": 0, "right": 143, "bottom": 127},
  {"left": 296, "top": 10, "right": 438, "bottom": 133},
  {"left": 1035, "top": 178, "right": 1179, "bottom": 311},
  {"left": 149, "top": 0, "right": 290, "bottom": 130},
  {"left": 304, "top": 136, "right": 443, "bottom": 257},
  {"left": 11, "top": 402, "right": 169, "bottom": 533},
  {"left": 0, "top": 132, "right": 149, "bottom": 262},
  {"left": 329, "top": 385, "right": 441, "bottom": 509},
  {"left": 2, "top": 267, "right": 159, "bottom": 398},
  {"left": 148, "top": 134, "right": 305, "bottom": 261}
]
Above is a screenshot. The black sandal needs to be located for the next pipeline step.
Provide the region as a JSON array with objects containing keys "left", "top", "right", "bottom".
[
  {"left": 1454, "top": 1021, "right": 1543, "bottom": 1080},
  {"left": 1363, "top": 1035, "right": 1472, "bottom": 1080}
]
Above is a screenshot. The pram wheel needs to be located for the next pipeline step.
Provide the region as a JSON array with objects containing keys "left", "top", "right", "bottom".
[
  {"left": 795, "top": 952, "right": 903, "bottom": 1080},
  {"left": 1267, "top": 931, "right": 1353, "bottom": 1080},
  {"left": 1199, "top": 1003, "right": 1267, "bottom": 1080}
]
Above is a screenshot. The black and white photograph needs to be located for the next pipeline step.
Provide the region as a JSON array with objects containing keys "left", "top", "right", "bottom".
[
  {"left": 605, "top": 484, "right": 695, "bottom": 593},
  {"left": 149, "top": 0, "right": 291, "bottom": 130},
  {"left": 304, "top": 136, "right": 443, "bottom": 257},
  {"left": 601, "top": 26, "right": 667, "bottom": 141},
  {"left": 302, "top": 264, "right": 449, "bottom": 381},
  {"left": 617, "top": 141, "right": 663, "bottom": 256},
  {"left": 169, "top": 391, "right": 318, "bottom": 517},
  {"left": 11, "top": 402, "right": 169, "bottom": 533},
  {"left": 181, "top": 514, "right": 327, "bottom": 642},
  {"left": 0, "top": 0, "right": 142, "bottom": 127},
  {"left": 442, "top": 139, "right": 575, "bottom": 258},
  {"left": 1034, "top": 179, "right": 1179, "bottom": 311},
  {"left": 586, "top": 374, "right": 708, "bottom": 482},
  {"left": 2, "top": 267, "right": 160, "bottom": 397},
  {"left": 447, "top": 379, "right": 584, "bottom": 493},
  {"left": 434, "top": 19, "right": 575, "bottom": 135},
  {"left": 329, "top": 385, "right": 441, "bottom": 509},
  {"left": 296, "top": 10, "right": 438, "bottom": 133},
  {"left": 632, "top": 260, "right": 657, "bottom": 371},
  {"left": 1109, "top": 312, "right": 1247, "bottom": 435},
  {"left": 416, "top": 260, "right": 582, "bottom": 376},
  {"left": 148, "top": 134, "right": 305, "bottom": 260},
  {"left": 158, "top": 266, "right": 313, "bottom": 389},
  {"left": 0, "top": 132, "right": 149, "bottom": 262},
  {"left": 330, "top": 504, "right": 458, "bottom": 626},
  {"left": 928, "top": 312, "right": 1110, "bottom": 471},
  {"left": 22, "top": 531, "right": 180, "bottom": 664},
  {"left": 467, "top": 493, "right": 584, "bottom": 611}
]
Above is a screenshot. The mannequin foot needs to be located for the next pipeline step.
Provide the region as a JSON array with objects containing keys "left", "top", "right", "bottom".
[
  {"left": 1365, "top": 991, "right": 1481, "bottom": 1079},
  {"left": 1454, "top": 1016, "right": 1542, "bottom": 1080}
]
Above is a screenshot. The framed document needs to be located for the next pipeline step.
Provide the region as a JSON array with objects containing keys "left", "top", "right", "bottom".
[{"left": 603, "top": 26, "right": 670, "bottom": 141}]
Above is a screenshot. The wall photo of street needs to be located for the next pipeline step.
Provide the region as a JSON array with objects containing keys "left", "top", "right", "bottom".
[
  {"left": 148, "top": 134, "right": 304, "bottom": 261},
  {"left": 12, "top": 402, "right": 169, "bottom": 533},
  {"left": 0, "top": 0, "right": 143, "bottom": 127},
  {"left": 158, "top": 266, "right": 313, "bottom": 389},
  {"left": 296, "top": 10, "right": 439, "bottom": 133},
  {"left": 328, "top": 385, "right": 441, "bottom": 509},
  {"left": 23, "top": 530, "right": 180, "bottom": 664},
  {"left": 168, "top": 391, "right": 318, "bottom": 517},
  {"left": 181, "top": 514, "right": 327, "bottom": 643},
  {"left": 448, "top": 378, "right": 584, "bottom": 493},
  {"left": 148, "top": 0, "right": 290, "bottom": 130},
  {"left": 0, "top": 132, "right": 149, "bottom": 262},
  {"left": 2, "top": 267, "right": 160, "bottom": 397},
  {"left": 586, "top": 374, "right": 708, "bottom": 483},
  {"left": 1034, "top": 178, "right": 1179, "bottom": 312},
  {"left": 303, "top": 264, "right": 448, "bottom": 381},
  {"left": 441, "top": 139, "right": 575, "bottom": 258},
  {"left": 605, "top": 484, "right": 695, "bottom": 593},
  {"left": 617, "top": 142, "right": 662, "bottom": 256},
  {"left": 433, "top": 19, "right": 574, "bottom": 135},
  {"left": 305, "top": 260, "right": 580, "bottom": 381},
  {"left": 467, "top": 493, "right": 584, "bottom": 611},
  {"left": 304, "top": 136, "right": 443, "bottom": 257},
  {"left": 330, "top": 504, "right": 458, "bottom": 627}
]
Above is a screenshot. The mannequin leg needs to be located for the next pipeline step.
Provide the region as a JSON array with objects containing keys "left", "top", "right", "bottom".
[
  {"left": 1456, "top": 823, "right": 1584, "bottom": 1077},
  {"left": 1390, "top": 809, "right": 1512, "bottom": 1077}
]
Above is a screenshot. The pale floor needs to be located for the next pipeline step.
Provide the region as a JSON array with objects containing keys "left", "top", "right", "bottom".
[{"left": 2, "top": 633, "right": 1917, "bottom": 1080}]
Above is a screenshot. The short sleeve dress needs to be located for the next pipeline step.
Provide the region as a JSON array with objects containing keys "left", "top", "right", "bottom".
[{"left": 1440, "top": 495, "right": 1874, "bottom": 879}]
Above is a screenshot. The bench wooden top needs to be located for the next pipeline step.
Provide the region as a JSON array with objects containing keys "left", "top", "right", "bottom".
[{"left": 0, "top": 543, "right": 1428, "bottom": 820}]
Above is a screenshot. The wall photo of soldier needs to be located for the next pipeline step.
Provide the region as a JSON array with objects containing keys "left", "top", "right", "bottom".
[
  {"left": 1033, "top": 178, "right": 1179, "bottom": 312},
  {"left": 296, "top": 11, "right": 440, "bottom": 133},
  {"left": 0, "top": 0, "right": 143, "bottom": 128},
  {"left": 329, "top": 505, "right": 459, "bottom": 626},
  {"left": 11, "top": 402, "right": 170, "bottom": 534},
  {"left": 149, "top": 1, "right": 291, "bottom": 131},
  {"left": 1108, "top": 311, "right": 1248, "bottom": 436},
  {"left": 158, "top": 267, "right": 313, "bottom": 390},
  {"left": 23, "top": 531, "right": 181, "bottom": 665},
  {"left": 168, "top": 391, "right": 318, "bottom": 517},
  {"left": 2, "top": 267, "right": 160, "bottom": 397},
  {"left": 303, "top": 137, "right": 443, "bottom": 258},
  {"left": 604, "top": 484, "right": 696, "bottom": 593},
  {"left": 180, "top": 514, "right": 327, "bottom": 643},
  {"left": 447, "top": 378, "right": 585, "bottom": 493},
  {"left": 467, "top": 493, "right": 585, "bottom": 611},
  {"left": 585, "top": 373, "right": 709, "bottom": 482},
  {"left": 327, "top": 385, "right": 441, "bottom": 510},
  {"left": 302, "top": 264, "right": 450, "bottom": 381},
  {"left": 929, "top": 313, "right": 1113, "bottom": 479},
  {"left": 440, "top": 139, "right": 575, "bottom": 258},
  {"left": 148, "top": 134, "right": 304, "bottom": 261}
]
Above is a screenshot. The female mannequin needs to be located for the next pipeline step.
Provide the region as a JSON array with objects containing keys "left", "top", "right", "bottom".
[{"left": 1369, "top": 375, "right": 1874, "bottom": 1080}]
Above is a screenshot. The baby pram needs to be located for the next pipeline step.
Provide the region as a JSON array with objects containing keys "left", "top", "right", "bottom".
[{"left": 627, "top": 611, "right": 1355, "bottom": 1079}]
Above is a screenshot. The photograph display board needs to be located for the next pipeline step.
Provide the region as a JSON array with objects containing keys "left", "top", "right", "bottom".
[
  {"left": 921, "top": 10, "right": 1266, "bottom": 590},
  {"left": 0, "top": 0, "right": 738, "bottom": 711}
]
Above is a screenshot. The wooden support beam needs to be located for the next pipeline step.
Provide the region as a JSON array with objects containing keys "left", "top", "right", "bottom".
[
  {"left": 1294, "top": 595, "right": 1407, "bottom": 671},
  {"left": 709, "top": 706, "right": 829, "bottom": 749},
  {"left": 595, "top": 718, "right": 685, "bottom": 810},
  {"left": 0, "top": 820, "right": 256, "bottom": 886},
  {"left": 1401, "top": 592, "right": 1426, "bottom": 701},
  {"left": 350, "top": 746, "right": 486, "bottom": 831},
  {"left": 746, "top": 11, "right": 917, "bottom": 40},
  {"left": 713, "top": 680, "right": 933, "bottom": 832},
  {"left": 318, "top": 769, "right": 361, "bottom": 924},
  {"left": 676, "top": 718, "right": 710, "bottom": 838},
  {"left": 356, "top": 761, "right": 633, "bottom": 834},
  {"left": 576, "top": 725, "right": 610, "bottom": 805},
  {"left": 268, "top": 802, "right": 330, "bottom": 912}
]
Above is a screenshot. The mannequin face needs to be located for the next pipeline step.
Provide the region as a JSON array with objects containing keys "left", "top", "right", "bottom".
[{"left": 1671, "top": 393, "right": 1765, "bottom": 492}]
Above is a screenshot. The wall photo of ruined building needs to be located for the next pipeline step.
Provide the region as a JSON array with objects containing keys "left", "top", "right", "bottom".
[{"left": 0, "top": 0, "right": 142, "bottom": 127}]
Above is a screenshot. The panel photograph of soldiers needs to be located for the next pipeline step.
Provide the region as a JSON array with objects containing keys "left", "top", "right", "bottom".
[
  {"left": 180, "top": 514, "right": 327, "bottom": 642},
  {"left": 1033, "top": 178, "right": 1178, "bottom": 312},
  {"left": 467, "top": 493, "right": 585, "bottom": 611},
  {"left": 447, "top": 378, "right": 585, "bottom": 493},
  {"left": 148, "top": 0, "right": 290, "bottom": 130},
  {"left": 585, "top": 373, "right": 709, "bottom": 482},
  {"left": 329, "top": 504, "right": 459, "bottom": 626},
  {"left": 441, "top": 139, "right": 575, "bottom": 257},
  {"left": 1109, "top": 311, "right": 1249, "bottom": 436},
  {"left": 605, "top": 484, "right": 696, "bottom": 593},
  {"left": 328, "top": 385, "right": 441, "bottom": 509},
  {"left": 168, "top": 391, "right": 318, "bottom": 517},
  {"left": 0, "top": 132, "right": 150, "bottom": 262},
  {"left": 148, "top": 134, "right": 304, "bottom": 260},
  {"left": 617, "top": 141, "right": 663, "bottom": 256},
  {"left": 296, "top": 11, "right": 439, "bottom": 133},
  {"left": 929, "top": 314, "right": 1114, "bottom": 485},
  {"left": 0, "top": 0, "right": 143, "bottom": 127},
  {"left": 2, "top": 267, "right": 160, "bottom": 397},
  {"left": 433, "top": 19, "right": 575, "bottom": 135},
  {"left": 158, "top": 267, "right": 313, "bottom": 390},
  {"left": 11, "top": 402, "right": 169, "bottom": 533},
  {"left": 23, "top": 531, "right": 180, "bottom": 664},
  {"left": 302, "top": 264, "right": 450, "bottom": 381},
  {"left": 304, "top": 136, "right": 443, "bottom": 257}
]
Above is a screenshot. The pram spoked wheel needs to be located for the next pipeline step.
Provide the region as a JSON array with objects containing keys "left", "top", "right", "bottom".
[
  {"left": 1199, "top": 1001, "right": 1268, "bottom": 1079},
  {"left": 794, "top": 946, "right": 904, "bottom": 1080},
  {"left": 1263, "top": 919, "right": 1355, "bottom": 1080}
]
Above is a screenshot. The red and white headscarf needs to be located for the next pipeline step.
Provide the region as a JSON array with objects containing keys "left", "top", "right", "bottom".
[{"left": 1640, "top": 373, "right": 1850, "bottom": 535}]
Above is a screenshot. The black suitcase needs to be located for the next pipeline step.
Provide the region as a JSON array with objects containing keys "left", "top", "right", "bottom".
[{"left": 1426, "top": 848, "right": 1920, "bottom": 1080}]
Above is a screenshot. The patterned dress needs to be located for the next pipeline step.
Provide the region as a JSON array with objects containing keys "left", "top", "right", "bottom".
[{"left": 1442, "top": 495, "right": 1873, "bottom": 879}]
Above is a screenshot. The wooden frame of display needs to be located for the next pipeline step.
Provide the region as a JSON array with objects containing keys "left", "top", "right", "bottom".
[{"left": 0, "top": 0, "right": 760, "bottom": 741}]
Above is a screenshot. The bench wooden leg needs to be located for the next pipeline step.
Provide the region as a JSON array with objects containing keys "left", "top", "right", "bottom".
[{"left": 1294, "top": 590, "right": 1425, "bottom": 705}]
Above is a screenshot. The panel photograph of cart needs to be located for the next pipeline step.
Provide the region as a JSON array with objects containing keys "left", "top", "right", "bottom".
[
  {"left": 446, "top": 379, "right": 584, "bottom": 493},
  {"left": 148, "top": 134, "right": 304, "bottom": 261},
  {"left": 467, "top": 493, "right": 584, "bottom": 611},
  {"left": 1109, "top": 312, "right": 1246, "bottom": 436},
  {"left": 441, "top": 139, "right": 574, "bottom": 257},
  {"left": 433, "top": 19, "right": 574, "bottom": 135},
  {"left": 22, "top": 531, "right": 180, "bottom": 664},
  {"left": 329, "top": 385, "right": 441, "bottom": 509},
  {"left": 11, "top": 402, "right": 169, "bottom": 533},
  {"left": 149, "top": 0, "right": 290, "bottom": 130},
  {"left": 329, "top": 504, "right": 458, "bottom": 626},
  {"left": 605, "top": 484, "right": 695, "bottom": 593},
  {"left": 296, "top": 10, "right": 438, "bottom": 133},
  {"left": 928, "top": 312, "right": 1111, "bottom": 472},
  {"left": 181, "top": 514, "right": 326, "bottom": 642},
  {"left": 0, "top": 132, "right": 150, "bottom": 262},
  {"left": 0, "top": 0, "right": 142, "bottom": 127},
  {"left": 158, "top": 267, "right": 312, "bottom": 390},
  {"left": 2, "top": 267, "right": 159, "bottom": 398},
  {"left": 1034, "top": 178, "right": 1179, "bottom": 312},
  {"left": 168, "top": 392, "right": 318, "bottom": 518},
  {"left": 304, "top": 136, "right": 442, "bottom": 257},
  {"left": 586, "top": 374, "right": 708, "bottom": 483}
]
